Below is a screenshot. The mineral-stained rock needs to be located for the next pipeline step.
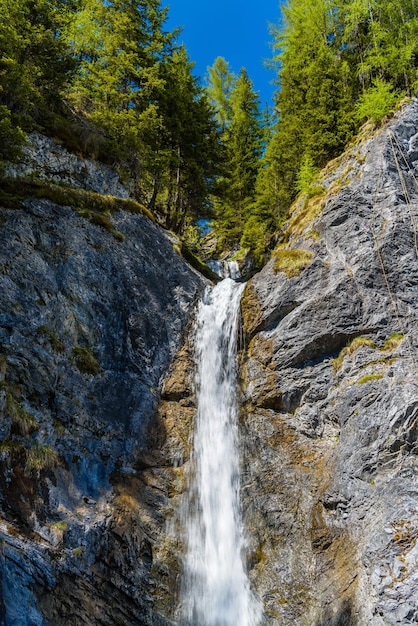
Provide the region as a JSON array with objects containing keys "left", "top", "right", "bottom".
[
  {"left": 239, "top": 101, "right": 418, "bottom": 624},
  {"left": 0, "top": 158, "right": 205, "bottom": 624}
]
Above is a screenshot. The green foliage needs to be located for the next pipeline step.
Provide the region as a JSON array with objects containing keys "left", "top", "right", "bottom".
[
  {"left": 206, "top": 57, "right": 235, "bottom": 132},
  {"left": 1, "top": 0, "right": 417, "bottom": 260},
  {"left": 0, "top": 106, "right": 26, "bottom": 163},
  {"left": 182, "top": 223, "right": 204, "bottom": 255},
  {"left": 62, "top": 0, "right": 222, "bottom": 235},
  {"left": 264, "top": 0, "right": 356, "bottom": 219},
  {"left": 0, "top": 0, "right": 76, "bottom": 127},
  {"left": 296, "top": 155, "right": 322, "bottom": 196},
  {"left": 342, "top": 0, "right": 418, "bottom": 94},
  {"left": 209, "top": 66, "right": 263, "bottom": 250},
  {"left": 356, "top": 79, "right": 400, "bottom": 124},
  {"left": 64, "top": 0, "right": 171, "bottom": 145},
  {"left": 240, "top": 216, "right": 271, "bottom": 268},
  {"left": 0, "top": 0, "right": 221, "bottom": 240},
  {"left": 260, "top": 0, "right": 416, "bottom": 237},
  {"left": 71, "top": 346, "right": 100, "bottom": 376},
  {"left": 151, "top": 46, "right": 223, "bottom": 232}
]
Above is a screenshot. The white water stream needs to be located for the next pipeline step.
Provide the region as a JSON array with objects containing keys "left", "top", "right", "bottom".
[{"left": 182, "top": 277, "right": 261, "bottom": 626}]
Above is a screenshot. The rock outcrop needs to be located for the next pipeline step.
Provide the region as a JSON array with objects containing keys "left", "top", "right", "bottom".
[
  {"left": 5, "top": 132, "right": 130, "bottom": 198},
  {"left": 239, "top": 101, "right": 418, "bottom": 625},
  {"left": 2, "top": 101, "right": 418, "bottom": 626},
  {"left": 0, "top": 139, "right": 206, "bottom": 625}
]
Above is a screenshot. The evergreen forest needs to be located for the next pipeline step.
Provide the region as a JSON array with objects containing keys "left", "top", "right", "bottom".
[{"left": 1, "top": 0, "right": 418, "bottom": 267}]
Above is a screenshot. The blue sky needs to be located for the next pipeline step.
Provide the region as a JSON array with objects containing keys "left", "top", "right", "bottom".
[{"left": 166, "top": 1, "right": 284, "bottom": 108}]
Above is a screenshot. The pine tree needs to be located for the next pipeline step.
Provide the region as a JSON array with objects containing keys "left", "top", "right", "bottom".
[
  {"left": 212, "top": 68, "right": 263, "bottom": 247},
  {"left": 259, "top": 0, "right": 356, "bottom": 220},
  {"left": 64, "top": 0, "right": 174, "bottom": 172},
  {"left": 206, "top": 56, "right": 235, "bottom": 132},
  {"left": 0, "top": 0, "right": 76, "bottom": 127},
  {"left": 340, "top": 0, "right": 418, "bottom": 94},
  {"left": 153, "top": 46, "right": 223, "bottom": 232}
]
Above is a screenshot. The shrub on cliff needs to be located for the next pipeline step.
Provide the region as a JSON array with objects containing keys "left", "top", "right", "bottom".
[{"left": 356, "top": 79, "right": 400, "bottom": 124}]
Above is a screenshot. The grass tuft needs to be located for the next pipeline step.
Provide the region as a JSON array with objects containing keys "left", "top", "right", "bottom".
[
  {"left": 0, "top": 353, "right": 7, "bottom": 377},
  {"left": 88, "top": 212, "right": 113, "bottom": 230},
  {"left": 0, "top": 176, "right": 155, "bottom": 223},
  {"left": 381, "top": 333, "right": 405, "bottom": 352},
  {"left": 333, "top": 336, "right": 376, "bottom": 371},
  {"left": 286, "top": 193, "right": 325, "bottom": 241},
  {"left": 37, "top": 325, "right": 65, "bottom": 353},
  {"left": 4, "top": 389, "right": 38, "bottom": 434},
  {"left": 72, "top": 346, "right": 101, "bottom": 376},
  {"left": 51, "top": 520, "right": 68, "bottom": 532},
  {"left": 357, "top": 373, "right": 384, "bottom": 385},
  {"left": 25, "top": 443, "right": 58, "bottom": 472},
  {"left": 112, "top": 230, "right": 124, "bottom": 242},
  {"left": 88, "top": 211, "right": 125, "bottom": 241},
  {"left": 272, "top": 247, "right": 314, "bottom": 278},
  {"left": 0, "top": 439, "right": 23, "bottom": 457}
]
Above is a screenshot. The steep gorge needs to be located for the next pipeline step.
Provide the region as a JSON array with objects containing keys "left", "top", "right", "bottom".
[{"left": 0, "top": 101, "right": 418, "bottom": 625}]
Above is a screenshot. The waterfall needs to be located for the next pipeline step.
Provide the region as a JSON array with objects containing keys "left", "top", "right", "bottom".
[
  {"left": 181, "top": 277, "right": 261, "bottom": 626},
  {"left": 207, "top": 259, "right": 241, "bottom": 281}
]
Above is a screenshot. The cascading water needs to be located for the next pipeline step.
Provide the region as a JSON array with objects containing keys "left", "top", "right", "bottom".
[
  {"left": 181, "top": 276, "right": 262, "bottom": 626},
  {"left": 207, "top": 259, "right": 241, "bottom": 280}
]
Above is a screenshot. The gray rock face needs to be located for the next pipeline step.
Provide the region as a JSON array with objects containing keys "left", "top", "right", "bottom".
[
  {"left": 240, "top": 101, "right": 418, "bottom": 624},
  {"left": 2, "top": 102, "right": 418, "bottom": 626},
  {"left": 5, "top": 132, "right": 130, "bottom": 197},
  {"left": 0, "top": 179, "right": 205, "bottom": 624}
]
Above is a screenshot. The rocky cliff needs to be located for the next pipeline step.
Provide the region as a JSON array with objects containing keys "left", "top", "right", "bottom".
[
  {"left": 1, "top": 101, "right": 418, "bottom": 626},
  {"left": 0, "top": 134, "right": 206, "bottom": 625},
  {"left": 239, "top": 100, "right": 418, "bottom": 625}
]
